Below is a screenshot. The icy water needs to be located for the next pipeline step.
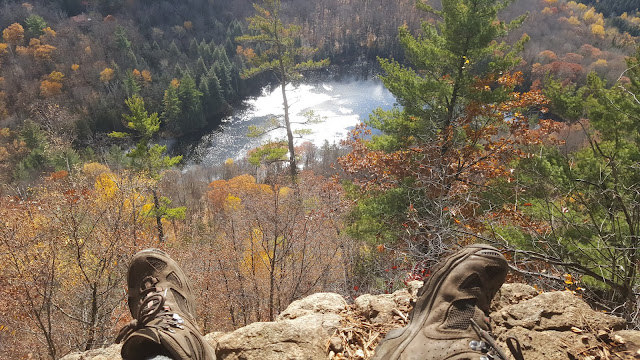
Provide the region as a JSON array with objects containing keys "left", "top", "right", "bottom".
[{"left": 181, "top": 78, "right": 396, "bottom": 167}]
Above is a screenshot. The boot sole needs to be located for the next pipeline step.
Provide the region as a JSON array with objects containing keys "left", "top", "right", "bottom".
[{"left": 127, "top": 248, "right": 196, "bottom": 319}]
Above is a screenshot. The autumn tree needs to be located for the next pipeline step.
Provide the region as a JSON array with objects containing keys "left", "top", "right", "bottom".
[
  {"left": 237, "top": 0, "right": 329, "bottom": 180},
  {"left": 507, "top": 51, "right": 640, "bottom": 323},
  {"left": 110, "top": 95, "right": 184, "bottom": 242},
  {"left": 204, "top": 171, "right": 347, "bottom": 323},
  {"left": 2, "top": 23, "right": 24, "bottom": 51},
  {"left": 340, "top": 0, "right": 550, "bottom": 285}
]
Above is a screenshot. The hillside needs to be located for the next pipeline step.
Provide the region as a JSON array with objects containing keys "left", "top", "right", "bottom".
[{"left": 2, "top": 0, "right": 640, "bottom": 359}]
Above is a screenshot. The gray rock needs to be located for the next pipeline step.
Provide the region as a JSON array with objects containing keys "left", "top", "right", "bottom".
[
  {"left": 215, "top": 313, "right": 342, "bottom": 360},
  {"left": 354, "top": 289, "right": 412, "bottom": 324},
  {"left": 277, "top": 292, "right": 347, "bottom": 320},
  {"left": 492, "top": 285, "right": 627, "bottom": 360},
  {"left": 59, "top": 344, "right": 122, "bottom": 360}
]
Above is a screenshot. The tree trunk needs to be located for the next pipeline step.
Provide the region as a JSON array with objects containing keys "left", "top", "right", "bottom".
[{"left": 152, "top": 189, "right": 164, "bottom": 242}]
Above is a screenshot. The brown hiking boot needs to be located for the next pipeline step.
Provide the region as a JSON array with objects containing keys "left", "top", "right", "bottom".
[
  {"left": 116, "top": 248, "right": 215, "bottom": 360},
  {"left": 372, "top": 244, "right": 515, "bottom": 360}
]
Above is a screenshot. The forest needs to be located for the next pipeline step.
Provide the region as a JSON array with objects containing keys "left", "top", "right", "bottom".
[{"left": 1, "top": 0, "right": 640, "bottom": 358}]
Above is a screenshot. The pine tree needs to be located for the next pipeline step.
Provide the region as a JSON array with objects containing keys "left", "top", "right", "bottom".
[
  {"left": 213, "top": 62, "right": 234, "bottom": 102},
  {"left": 177, "top": 73, "right": 205, "bottom": 132},
  {"left": 188, "top": 38, "right": 198, "bottom": 56},
  {"left": 169, "top": 40, "right": 181, "bottom": 59},
  {"left": 195, "top": 56, "right": 208, "bottom": 82},
  {"left": 161, "top": 80, "right": 182, "bottom": 132},
  {"left": 109, "top": 95, "right": 183, "bottom": 242},
  {"left": 342, "top": 0, "right": 536, "bottom": 260},
  {"left": 237, "top": 0, "right": 329, "bottom": 179}
]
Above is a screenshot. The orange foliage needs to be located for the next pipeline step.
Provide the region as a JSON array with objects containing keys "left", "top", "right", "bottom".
[
  {"left": 2, "top": 23, "right": 24, "bottom": 45},
  {"left": 340, "top": 72, "right": 558, "bottom": 233},
  {"left": 40, "top": 79, "right": 63, "bottom": 97},
  {"left": 32, "top": 44, "right": 56, "bottom": 60},
  {"left": 141, "top": 69, "right": 152, "bottom": 83},
  {"left": 99, "top": 67, "right": 114, "bottom": 82},
  {"left": 537, "top": 50, "right": 558, "bottom": 63}
]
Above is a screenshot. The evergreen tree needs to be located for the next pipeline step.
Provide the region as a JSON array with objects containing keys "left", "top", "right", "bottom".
[
  {"left": 114, "top": 25, "right": 131, "bottom": 50},
  {"left": 109, "top": 95, "right": 183, "bottom": 242},
  {"left": 188, "top": 38, "right": 198, "bottom": 56},
  {"left": 195, "top": 56, "right": 208, "bottom": 82},
  {"left": 123, "top": 69, "right": 141, "bottom": 97},
  {"left": 206, "top": 70, "right": 227, "bottom": 114},
  {"left": 25, "top": 14, "right": 47, "bottom": 38},
  {"left": 213, "top": 62, "right": 235, "bottom": 102},
  {"left": 177, "top": 73, "right": 205, "bottom": 132},
  {"left": 161, "top": 80, "right": 182, "bottom": 132},
  {"left": 237, "top": 0, "right": 329, "bottom": 180},
  {"left": 169, "top": 40, "right": 181, "bottom": 59},
  {"left": 342, "top": 0, "right": 532, "bottom": 259}
]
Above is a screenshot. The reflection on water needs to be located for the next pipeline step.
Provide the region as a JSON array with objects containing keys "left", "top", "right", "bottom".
[{"left": 182, "top": 78, "right": 395, "bottom": 167}]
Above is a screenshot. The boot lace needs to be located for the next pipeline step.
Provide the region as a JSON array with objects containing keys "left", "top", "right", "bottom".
[
  {"left": 116, "top": 276, "right": 186, "bottom": 343},
  {"left": 470, "top": 318, "right": 524, "bottom": 360}
]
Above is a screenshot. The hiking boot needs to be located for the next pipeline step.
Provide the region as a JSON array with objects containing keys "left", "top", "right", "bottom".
[
  {"left": 116, "top": 248, "right": 216, "bottom": 360},
  {"left": 372, "top": 244, "right": 513, "bottom": 360}
]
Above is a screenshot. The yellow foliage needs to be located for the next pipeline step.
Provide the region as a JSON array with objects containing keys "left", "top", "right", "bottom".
[
  {"left": 40, "top": 79, "right": 62, "bottom": 97},
  {"left": 593, "top": 59, "right": 608, "bottom": 67},
  {"left": 183, "top": 21, "right": 193, "bottom": 30},
  {"left": 583, "top": 7, "right": 596, "bottom": 23},
  {"left": 544, "top": 0, "right": 558, "bottom": 3},
  {"left": 100, "top": 67, "right": 114, "bottom": 82},
  {"left": 225, "top": 158, "right": 234, "bottom": 165},
  {"left": 2, "top": 23, "right": 24, "bottom": 44},
  {"left": 170, "top": 78, "right": 180, "bottom": 88},
  {"left": 223, "top": 194, "right": 242, "bottom": 212},
  {"left": 95, "top": 172, "right": 118, "bottom": 201},
  {"left": 141, "top": 70, "right": 151, "bottom": 83},
  {"left": 33, "top": 44, "right": 56, "bottom": 60},
  {"left": 48, "top": 71, "right": 64, "bottom": 82},
  {"left": 591, "top": 24, "right": 605, "bottom": 38},
  {"left": 278, "top": 186, "right": 291, "bottom": 197},
  {"left": 29, "top": 38, "right": 40, "bottom": 47},
  {"left": 577, "top": 3, "right": 587, "bottom": 10},
  {"left": 567, "top": 16, "right": 581, "bottom": 25},
  {"left": 0, "top": 43, "right": 7, "bottom": 54},
  {"left": 82, "top": 162, "right": 109, "bottom": 177},
  {"left": 132, "top": 68, "right": 141, "bottom": 79},
  {"left": 42, "top": 27, "right": 56, "bottom": 38},
  {"left": 71, "top": 63, "right": 80, "bottom": 71},
  {"left": 542, "top": 7, "right": 553, "bottom": 15},
  {"left": 141, "top": 202, "right": 154, "bottom": 214},
  {"left": 15, "top": 46, "right": 29, "bottom": 56}
]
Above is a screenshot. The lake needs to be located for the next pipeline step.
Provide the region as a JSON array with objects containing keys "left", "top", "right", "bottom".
[{"left": 181, "top": 78, "right": 396, "bottom": 167}]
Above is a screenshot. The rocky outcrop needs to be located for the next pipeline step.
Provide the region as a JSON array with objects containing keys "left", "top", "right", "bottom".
[
  {"left": 491, "top": 284, "right": 630, "bottom": 360},
  {"left": 60, "top": 283, "right": 640, "bottom": 360},
  {"left": 216, "top": 293, "right": 346, "bottom": 360}
]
